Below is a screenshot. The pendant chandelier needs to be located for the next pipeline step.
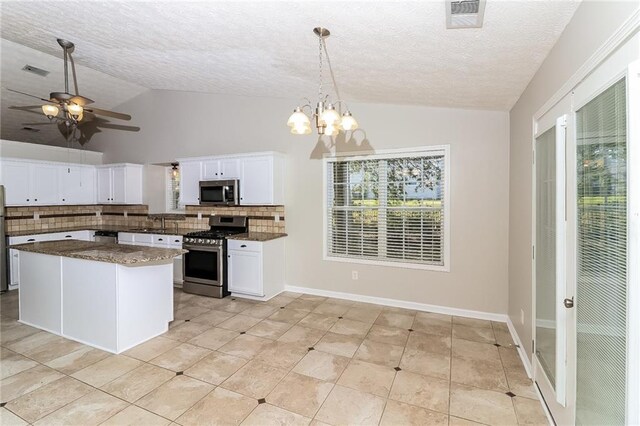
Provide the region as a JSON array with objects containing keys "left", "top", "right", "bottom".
[{"left": 287, "top": 27, "right": 358, "bottom": 136}]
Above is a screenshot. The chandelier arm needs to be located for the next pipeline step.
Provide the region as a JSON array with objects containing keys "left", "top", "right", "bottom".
[{"left": 322, "top": 38, "right": 342, "bottom": 102}]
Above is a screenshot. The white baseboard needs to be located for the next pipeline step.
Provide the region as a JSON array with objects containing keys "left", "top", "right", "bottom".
[
  {"left": 284, "top": 285, "right": 508, "bottom": 322},
  {"left": 507, "top": 316, "right": 533, "bottom": 378}
]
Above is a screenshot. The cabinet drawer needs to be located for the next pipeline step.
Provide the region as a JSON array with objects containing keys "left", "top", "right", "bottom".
[
  {"left": 9, "top": 234, "right": 49, "bottom": 245},
  {"left": 152, "top": 235, "right": 170, "bottom": 246},
  {"left": 118, "top": 233, "right": 135, "bottom": 243},
  {"left": 166, "top": 235, "right": 183, "bottom": 247},
  {"left": 133, "top": 233, "right": 153, "bottom": 244},
  {"left": 227, "top": 239, "right": 262, "bottom": 252}
]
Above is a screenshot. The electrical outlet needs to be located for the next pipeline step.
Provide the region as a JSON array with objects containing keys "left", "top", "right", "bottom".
[
  {"left": 33, "top": 213, "right": 39, "bottom": 220},
  {"left": 274, "top": 214, "right": 280, "bottom": 222},
  {"left": 124, "top": 211, "right": 128, "bottom": 218},
  {"left": 197, "top": 212, "right": 202, "bottom": 220},
  {"left": 96, "top": 211, "right": 101, "bottom": 217},
  {"left": 520, "top": 309, "right": 525, "bottom": 325},
  {"left": 352, "top": 270, "right": 359, "bottom": 280}
]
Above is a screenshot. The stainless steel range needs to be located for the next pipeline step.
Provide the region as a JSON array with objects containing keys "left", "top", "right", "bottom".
[{"left": 182, "top": 215, "right": 247, "bottom": 298}]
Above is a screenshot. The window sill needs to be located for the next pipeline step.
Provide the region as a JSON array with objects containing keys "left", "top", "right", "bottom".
[{"left": 323, "top": 255, "right": 450, "bottom": 272}]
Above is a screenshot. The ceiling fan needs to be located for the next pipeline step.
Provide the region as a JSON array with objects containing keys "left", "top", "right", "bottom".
[{"left": 6, "top": 38, "right": 137, "bottom": 143}]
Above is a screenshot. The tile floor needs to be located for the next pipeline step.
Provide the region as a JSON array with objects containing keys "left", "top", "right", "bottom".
[{"left": 0, "top": 289, "right": 549, "bottom": 425}]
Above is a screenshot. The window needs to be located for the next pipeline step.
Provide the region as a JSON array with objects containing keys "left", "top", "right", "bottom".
[
  {"left": 166, "top": 166, "right": 181, "bottom": 212},
  {"left": 325, "top": 146, "right": 450, "bottom": 270}
]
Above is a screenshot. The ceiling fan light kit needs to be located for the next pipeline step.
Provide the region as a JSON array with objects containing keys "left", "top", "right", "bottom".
[{"left": 287, "top": 27, "right": 359, "bottom": 137}]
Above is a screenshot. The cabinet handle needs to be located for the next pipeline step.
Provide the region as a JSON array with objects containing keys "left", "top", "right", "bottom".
[
  {"left": 221, "top": 172, "right": 224, "bottom": 175},
  {"left": 27, "top": 239, "right": 35, "bottom": 242},
  {"left": 34, "top": 199, "right": 38, "bottom": 201},
  {"left": 26, "top": 199, "right": 30, "bottom": 201},
  {"left": 62, "top": 198, "right": 66, "bottom": 201},
  {"left": 241, "top": 244, "right": 247, "bottom": 248},
  {"left": 65, "top": 235, "right": 72, "bottom": 238},
  {"left": 158, "top": 238, "right": 163, "bottom": 241},
  {"left": 174, "top": 240, "right": 180, "bottom": 243},
  {"left": 228, "top": 255, "right": 231, "bottom": 258}
]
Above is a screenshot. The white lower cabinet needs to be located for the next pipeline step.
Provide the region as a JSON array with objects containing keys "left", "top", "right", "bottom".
[
  {"left": 8, "top": 230, "right": 95, "bottom": 289},
  {"left": 117, "top": 233, "right": 183, "bottom": 284},
  {"left": 227, "top": 238, "right": 284, "bottom": 299}
]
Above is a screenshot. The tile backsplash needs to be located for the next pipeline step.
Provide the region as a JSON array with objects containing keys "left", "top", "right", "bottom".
[{"left": 5, "top": 204, "right": 285, "bottom": 234}]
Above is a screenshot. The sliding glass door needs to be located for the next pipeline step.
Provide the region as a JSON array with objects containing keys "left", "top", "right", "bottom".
[
  {"left": 534, "top": 50, "right": 638, "bottom": 424},
  {"left": 574, "top": 77, "right": 628, "bottom": 426}
]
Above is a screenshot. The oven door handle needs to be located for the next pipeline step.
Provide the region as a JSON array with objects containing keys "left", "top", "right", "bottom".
[{"left": 183, "top": 244, "right": 221, "bottom": 253}]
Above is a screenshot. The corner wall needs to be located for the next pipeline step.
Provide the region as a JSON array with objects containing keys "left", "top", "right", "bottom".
[
  {"left": 508, "top": 1, "right": 638, "bottom": 362},
  {"left": 89, "top": 88, "right": 510, "bottom": 315}
]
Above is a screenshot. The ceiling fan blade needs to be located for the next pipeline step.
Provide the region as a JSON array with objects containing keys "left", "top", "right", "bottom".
[
  {"left": 70, "top": 94, "right": 94, "bottom": 106},
  {"left": 94, "top": 123, "right": 140, "bottom": 132},
  {"left": 5, "top": 88, "right": 55, "bottom": 103},
  {"left": 8, "top": 105, "right": 47, "bottom": 117},
  {"left": 84, "top": 107, "right": 131, "bottom": 121},
  {"left": 21, "top": 122, "right": 56, "bottom": 126}
]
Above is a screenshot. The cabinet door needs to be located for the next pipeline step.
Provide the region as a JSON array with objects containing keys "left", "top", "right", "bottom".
[
  {"left": 111, "top": 167, "right": 126, "bottom": 203},
  {"left": 1, "top": 161, "right": 30, "bottom": 205},
  {"left": 240, "top": 156, "right": 272, "bottom": 205},
  {"left": 220, "top": 159, "right": 240, "bottom": 179},
  {"left": 179, "top": 161, "right": 202, "bottom": 205},
  {"left": 228, "top": 249, "right": 263, "bottom": 296},
  {"left": 78, "top": 167, "right": 97, "bottom": 204},
  {"left": 97, "top": 168, "right": 112, "bottom": 203},
  {"left": 59, "top": 166, "right": 94, "bottom": 204},
  {"left": 58, "top": 166, "right": 79, "bottom": 204},
  {"left": 9, "top": 249, "right": 20, "bottom": 287},
  {"left": 30, "top": 164, "right": 60, "bottom": 205},
  {"left": 202, "top": 160, "right": 221, "bottom": 180}
]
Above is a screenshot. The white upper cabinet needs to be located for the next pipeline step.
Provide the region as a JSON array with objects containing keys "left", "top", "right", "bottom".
[
  {"left": 179, "top": 161, "right": 202, "bottom": 205},
  {"left": 1, "top": 159, "right": 61, "bottom": 206},
  {"left": 97, "top": 167, "right": 112, "bottom": 203},
  {"left": 30, "top": 163, "right": 59, "bottom": 205},
  {"left": 59, "top": 166, "right": 96, "bottom": 204},
  {"left": 177, "top": 152, "right": 284, "bottom": 206},
  {"left": 96, "top": 164, "right": 143, "bottom": 204},
  {"left": 1, "top": 160, "right": 30, "bottom": 205},
  {"left": 202, "top": 158, "right": 241, "bottom": 180}
]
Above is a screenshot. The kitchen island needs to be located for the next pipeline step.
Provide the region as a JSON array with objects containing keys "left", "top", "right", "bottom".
[{"left": 10, "top": 240, "right": 187, "bottom": 354}]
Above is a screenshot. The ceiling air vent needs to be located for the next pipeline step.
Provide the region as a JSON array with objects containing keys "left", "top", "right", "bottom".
[
  {"left": 22, "top": 64, "right": 50, "bottom": 77},
  {"left": 446, "top": 0, "right": 486, "bottom": 29},
  {"left": 22, "top": 127, "right": 41, "bottom": 132}
]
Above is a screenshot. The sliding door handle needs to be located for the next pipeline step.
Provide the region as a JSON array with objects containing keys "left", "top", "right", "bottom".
[{"left": 563, "top": 297, "right": 574, "bottom": 309}]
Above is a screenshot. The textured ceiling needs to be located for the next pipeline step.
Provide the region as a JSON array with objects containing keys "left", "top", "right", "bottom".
[{"left": 1, "top": 0, "right": 580, "bottom": 144}]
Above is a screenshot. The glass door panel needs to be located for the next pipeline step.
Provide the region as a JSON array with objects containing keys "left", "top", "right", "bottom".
[
  {"left": 535, "top": 125, "right": 558, "bottom": 388},
  {"left": 575, "top": 77, "right": 627, "bottom": 426}
]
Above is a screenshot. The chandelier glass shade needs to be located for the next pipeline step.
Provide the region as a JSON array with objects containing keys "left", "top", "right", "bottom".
[{"left": 287, "top": 27, "right": 359, "bottom": 136}]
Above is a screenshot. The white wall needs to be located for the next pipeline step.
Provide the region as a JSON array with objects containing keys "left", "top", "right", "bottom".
[
  {"left": 0, "top": 139, "right": 103, "bottom": 164},
  {"left": 508, "top": 1, "right": 638, "bottom": 360},
  {"left": 89, "top": 89, "right": 510, "bottom": 315}
]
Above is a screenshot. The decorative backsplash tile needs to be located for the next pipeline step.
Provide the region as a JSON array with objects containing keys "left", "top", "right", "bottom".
[{"left": 5, "top": 204, "right": 286, "bottom": 234}]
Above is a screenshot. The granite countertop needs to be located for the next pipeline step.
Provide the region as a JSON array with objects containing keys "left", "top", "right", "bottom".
[
  {"left": 10, "top": 240, "right": 188, "bottom": 265},
  {"left": 230, "top": 232, "right": 288, "bottom": 242},
  {"left": 6, "top": 225, "right": 205, "bottom": 238}
]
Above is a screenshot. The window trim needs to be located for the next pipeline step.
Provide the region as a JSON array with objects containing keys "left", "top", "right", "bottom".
[{"left": 322, "top": 145, "right": 451, "bottom": 272}]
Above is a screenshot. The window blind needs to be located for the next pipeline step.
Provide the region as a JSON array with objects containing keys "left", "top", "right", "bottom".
[
  {"left": 575, "top": 77, "right": 627, "bottom": 425},
  {"left": 326, "top": 149, "right": 447, "bottom": 267}
]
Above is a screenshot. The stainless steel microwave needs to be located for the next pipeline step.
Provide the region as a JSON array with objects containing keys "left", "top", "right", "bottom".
[{"left": 199, "top": 180, "right": 240, "bottom": 206}]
